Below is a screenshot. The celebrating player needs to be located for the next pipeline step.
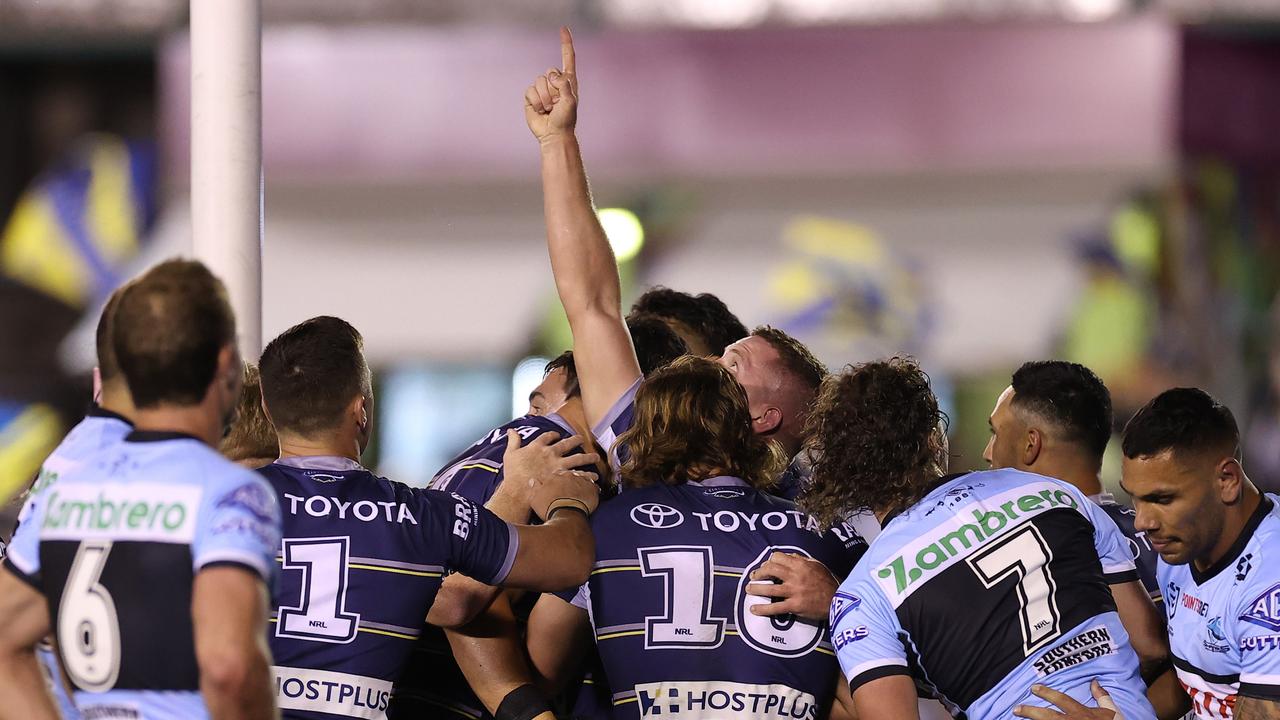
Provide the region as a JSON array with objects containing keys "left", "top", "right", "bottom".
[
  {"left": 1116, "top": 389, "right": 1279, "bottom": 719},
  {"left": 524, "top": 355, "right": 865, "bottom": 719},
  {"left": 0, "top": 259, "right": 283, "bottom": 720},
  {"left": 254, "top": 316, "right": 602, "bottom": 720},
  {"left": 807, "top": 358, "right": 1170, "bottom": 720},
  {"left": 630, "top": 286, "right": 749, "bottom": 356}
]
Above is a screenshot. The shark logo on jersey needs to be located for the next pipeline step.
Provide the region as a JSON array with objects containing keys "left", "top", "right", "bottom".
[
  {"left": 631, "top": 503, "right": 685, "bottom": 529},
  {"left": 1204, "top": 617, "right": 1230, "bottom": 653},
  {"left": 1236, "top": 553, "right": 1253, "bottom": 583},
  {"left": 1240, "top": 582, "right": 1280, "bottom": 632}
]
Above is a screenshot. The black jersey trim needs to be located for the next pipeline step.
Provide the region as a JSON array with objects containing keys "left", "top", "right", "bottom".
[
  {"left": 199, "top": 560, "right": 270, "bottom": 583},
  {"left": 1191, "top": 496, "right": 1274, "bottom": 586},
  {"left": 1239, "top": 682, "right": 1280, "bottom": 702},
  {"left": 1103, "top": 569, "right": 1140, "bottom": 585},
  {"left": 1170, "top": 653, "right": 1240, "bottom": 685},
  {"left": 881, "top": 472, "right": 972, "bottom": 526},
  {"left": 126, "top": 430, "right": 204, "bottom": 444},
  {"left": 1, "top": 556, "right": 41, "bottom": 591},
  {"left": 86, "top": 404, "right": 133, "bottom": 426},
  {"left": 848, "top": 664, "right": 913, "bottom": 694}
]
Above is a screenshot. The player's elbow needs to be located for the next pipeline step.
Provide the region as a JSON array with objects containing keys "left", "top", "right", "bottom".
[{"left": 198, "top": 643, "right": 269, "bottom": 702}]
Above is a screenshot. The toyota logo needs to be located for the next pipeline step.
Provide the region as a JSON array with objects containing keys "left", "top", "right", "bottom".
[{"left": 630, "top": 503, "right": 684, "bottom": 529}]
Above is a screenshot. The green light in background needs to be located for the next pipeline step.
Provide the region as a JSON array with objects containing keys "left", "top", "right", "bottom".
[{"left": 598, "top": 207, "right": 644, "bottom": 263}]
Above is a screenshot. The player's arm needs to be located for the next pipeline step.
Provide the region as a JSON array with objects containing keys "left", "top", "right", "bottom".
[
  {"left": 0, "top": 567, "right": 58, "bottom": 720},
  {"left": 829, "top": 672, "right": 859, "bottom": 720},
  {"left": 852, "top": 676, "right": 920, "bottom": 720},
  {"left": 193, "top": 566, "right": 277, "bottom": 720},
  {"left": 1236, "top": 698, "right": 1280, "bottom": 720},
  {"left": 1109, "top": 579, "right": 1169, "bottom": 681},
  {"left": 445, "top": 594, "right": 556, "bottom": 720},
  {"left": 526, "top": 28, "right": 642, "bottom": 429},
  {"left": 744, "top": 551, "right": 840, "bottom": 623},
  {"left": 526, "top": 591, "right": 595, "bottom": 697}
]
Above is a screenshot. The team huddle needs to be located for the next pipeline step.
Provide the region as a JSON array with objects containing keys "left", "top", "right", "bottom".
[{"left": 0, "top": 27, "right": 1278, "bottom": 720}]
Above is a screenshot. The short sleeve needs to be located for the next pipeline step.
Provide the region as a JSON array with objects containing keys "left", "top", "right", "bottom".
[
  {"left": 426, "top": 490, "right": 518, "bottom": 586},
  {"left": 1082, "top": 498, "right": 1139, "bottom": 584},
  {"left": 592, "top": 378, "right": 640, "bottom": 476},
  {"left": 830, "top": 574, "right": 910, "bottom": 694},
  {"left": 822, "top": 519, "right": 870, "bottom": 580},
  {"left": 194, "top": 472, "right": 282, "bottom": 584},
  {"left": 3, "top": 486, "right": 52, "bottom": 586},
  {"left": 1236, "top": 579, "right": 1280, "bottom": 701},
  {"left": 436, "top": 461, "right": 504, "bottom": 505}
]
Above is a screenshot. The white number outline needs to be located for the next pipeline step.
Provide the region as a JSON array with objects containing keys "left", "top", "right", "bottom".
[
  {"left": 57, "top": 539, "right": 122, "bottom": 693},
  {"left": 639, "top": 546, "right": 725, "bottom": 650},
  {"left": 276, "top": 536, "right": 360, "bottom": 644},
  {"left": 735, "top": 546, "right": 826, "bottom": 658},
  {"left": 966, "top": 523, "right": 1061, "bottom": 655}
]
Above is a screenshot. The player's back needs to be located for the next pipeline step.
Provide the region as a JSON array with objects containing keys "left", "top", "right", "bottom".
[
  {"left": 583, "top": 476, "right": 863, "bottom": 719},
  {"left": 260, "top": 458, "right": 518, "bottom": 720},
  {"left": 7, "top": 431, "right": 281, "bottom": 720},
  {"left": 831, "top": 468, "right": 1154, "bottom": 720}
]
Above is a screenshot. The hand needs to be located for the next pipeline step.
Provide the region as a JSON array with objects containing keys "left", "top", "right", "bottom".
[
  {"left": 528, "top": 468, "right": 600, "bottom": 522},
  {"left": 524, "top": 26, "right": 578, "bottom": 144},
  {"left": 743, "top": 552, "right": 838, "bottom": 623},
  {"left": 502, "top": 429, "right": 600, "bottom": 487},
  {"left": 1013, "top": 681, "right": 1123, "bottom": 720}
]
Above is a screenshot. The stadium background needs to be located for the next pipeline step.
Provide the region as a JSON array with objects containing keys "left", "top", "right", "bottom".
[{"left": 2, "top": 0, "right": 1279, "bottom": 536}]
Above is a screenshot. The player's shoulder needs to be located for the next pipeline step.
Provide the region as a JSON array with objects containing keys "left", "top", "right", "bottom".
[{"left": 1230, "top": 496, "right": 1280, "bottom": 613}]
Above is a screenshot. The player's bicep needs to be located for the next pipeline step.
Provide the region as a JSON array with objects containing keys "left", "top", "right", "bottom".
[
  {"left": 851, "top": 674, "right": 920, "bottom": 720},
  {"left": 1110, "top": 579, "right": 1167, "bottom": 674},
  {"left": 1237, "top": 582, "right": 1280, "bottom": 704},
  {"left": 0, "top": 565, "right": 50, "bottom": 652},
  {"left": 435, "top": 492, "right": 520, "bottom": 586},
  {"left": 569, "top": 310, "right": 642, "bottom": 432},
  {"left": 195, "top": 477, "right": 282, "bottom": 583},
  {"left": 526, "top": 592, "right": 593, "bottom": 696},
  {"left": 192, "top": 565, "right": 270, "bottom": 676}
]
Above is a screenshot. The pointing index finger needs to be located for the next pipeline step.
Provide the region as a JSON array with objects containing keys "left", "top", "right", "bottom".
[{"left": 560, "top": 26, "right": 576, "bottom": 75}]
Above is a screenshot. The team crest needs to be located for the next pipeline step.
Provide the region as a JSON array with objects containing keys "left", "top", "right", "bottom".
[
  {"left": 1165, "top": 582, "right": 1181, "bottom": 619},
  {"left": 1240, "top": 582, "right": 1280, "bottom": 632},
  {"left": 829, "top": 591, "right": 862, "bottom": 626}
]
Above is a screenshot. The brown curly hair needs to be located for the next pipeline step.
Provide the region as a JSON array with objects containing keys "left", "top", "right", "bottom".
[
  {"left": 619, "top": 356, "right": 785, "bottom": 489},
  {"left": 801, "top": 357, "right": 947, "bottom": 528}
]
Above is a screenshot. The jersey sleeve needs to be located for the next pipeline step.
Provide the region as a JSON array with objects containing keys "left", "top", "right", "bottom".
[
  {"left": 592, "top": 378, "right": 639, "bottom": 476},
  {"left": 1081, "top": 496, "right": 1139, "bottom": 584},
  {"left": 424, "top": 490, "right": 519, "bottom": 586},
  {"left": 193, "top": 470, "right": 282, "bottom": 584},
  {"left": 1235, "top": 576, "right": 1280, "bottom": 701},
  {"left": 830, "top": 572, "right": 910, "bottom": 694}
]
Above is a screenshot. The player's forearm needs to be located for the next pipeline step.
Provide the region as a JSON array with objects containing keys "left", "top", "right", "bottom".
[
  {"left": 0, "top": 648, "right": 59, "bottom": 720},
  {"left": 1236, "top": 697, "right": 1280, "bottom": 720},
  {"left": 509, "top": 512, "right": 594, "bottom": 591},
  {"left": 445, "top": 596, "right": 537, "bottom": 714},
  {"left": 1146, "top": 668, "right": 1190, "bottom": 720},
  {"left": 200, "top": 646, "right": 277, "bottom": 720},
  {"left": 539, "top": 133, "right": 621, "bottom": 322}
]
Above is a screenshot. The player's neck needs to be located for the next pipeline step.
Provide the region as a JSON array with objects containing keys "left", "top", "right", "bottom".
[
  {"left": 1029, "top": 456, "right": 1103, "bottom": 497},
  {"left": 98, "top": 381, "right": 136, "bottom": 421},
  {"left": 1194, "top": 481, "right": 1262, "bottom": 573},
  {"left": 277, "top": 430, "right": 361, "bottom": 463},
  {"left": 131, "top": 405, "right": 221, "bottom": 446}
]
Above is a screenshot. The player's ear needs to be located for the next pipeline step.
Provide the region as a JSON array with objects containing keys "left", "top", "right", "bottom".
[
  {"left": 1217, "top": 457, "right": 1244, "bottom": 504},
  {"left": 1022, "top": 427, "right": 1042, "bottom": 467},
  {"left": 753, "top": 406, "right": 782, "bottom": 435}
]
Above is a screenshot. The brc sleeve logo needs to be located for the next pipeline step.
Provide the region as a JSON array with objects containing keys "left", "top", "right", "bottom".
[
  {"left": 829, "top": 591, "right": 862, "bottom": 627},
  {"left": 1240, "top": 582, "right": 1280, "bottom": 632}
]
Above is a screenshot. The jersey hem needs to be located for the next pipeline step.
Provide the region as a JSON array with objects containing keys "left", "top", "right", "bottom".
[
  {"left": 1103, "top": 569, "right": 1139, "bottom": 585},
  {"left": 1239, "top": 683, "right": 1280, "bottom": 702}
]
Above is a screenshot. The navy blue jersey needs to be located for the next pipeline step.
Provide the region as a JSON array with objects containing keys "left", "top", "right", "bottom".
[
  {"left": 593, "top": 380, "right": 639, "bottom": 481},
  {"left": 259, "top": 457, "right": 518, "bottom": 720},
  {"left": 1091, "top": 493, "right": 1161, "bottom": 604},
  {"left": 568, "top": 476, "right": 866, "bottom": 719},
  {"left": 388, "top": 413, "right": 584, "bottom": 720}
]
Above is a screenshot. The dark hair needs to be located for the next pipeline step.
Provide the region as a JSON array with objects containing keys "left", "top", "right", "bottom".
[
  {"left": 113, "top": 259, "right": 236, "bottom": 408},
  {"left": 219, "top": 363, "right": 279, "bottom": 463},
  {"left": 630, "top": 286, "right": 748, "bottom": 355},
  {"left": 626, "top": 312, "right": 689, "bottom": 376},
  {"left": 750, "top": 326, "right": 827, "bottom": 394},
  {"left": 802, "top": 357, "right": 945, "bottom": 527},
  {"left": 1122, "top": 387, "right": 1239, "bottom": 461},
  {"left": 95, "top": 285, "right": 129, "bottom": 383},
  {"left": 1011, "top": 361, "right": 1112, "bottom": 461},
  {"left": 544, "top": 351, "right": 580, "bottom": 399},
  {"left": 618, "top": 356, "right": 784, "bottom": 489},
  {"left": 259, "top": 316, "right": 372, "bottom": 437}
]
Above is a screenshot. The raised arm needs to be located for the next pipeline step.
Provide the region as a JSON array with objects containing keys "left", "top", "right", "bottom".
[{"left": 526, "top": 28, "right": 642, "bottom": 428}]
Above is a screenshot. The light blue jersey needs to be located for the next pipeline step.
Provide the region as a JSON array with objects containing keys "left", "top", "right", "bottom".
[
  {"left": 4, "top": 430, "right": 282, "bottom": 720},
  {"left": 1160, "top": 495, "right": 1280, "bottom": 719},
  {"left": 5, "top": 406, "right": 132, "bottom": 720},
  {"left": 831, "top": 469, "right": 1155, "bottom": 719}
]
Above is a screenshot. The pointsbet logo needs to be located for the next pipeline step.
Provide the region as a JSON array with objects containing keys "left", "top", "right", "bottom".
[
  {"left": 876, "top": 484, "right": 1079, "bottom": 604},
  {"left": 41, "top": 482, "right": 201, "bottom": 543}
]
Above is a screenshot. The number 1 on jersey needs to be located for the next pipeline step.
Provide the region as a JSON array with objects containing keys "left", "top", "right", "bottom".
[
  {"left": 278, "top": 536, "right": 360, "bottom": 644},
  {"left": 967, "top": 523, "right": 1062, "bottom": 655}
]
